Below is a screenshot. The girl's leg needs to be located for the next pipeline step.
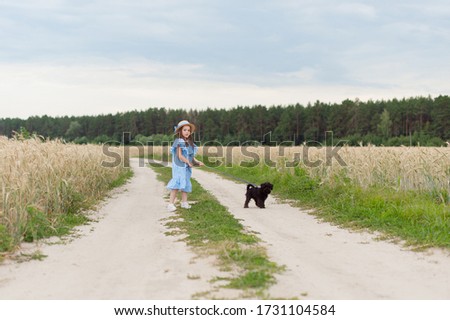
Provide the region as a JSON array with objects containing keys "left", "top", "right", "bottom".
[
  {"left": 181, "top": 192, "right": 191, "bottom": 208},
  {"left": 169, "top": 189, "right": 178, "bottom": 204},
  {"left": 181, "top": 170, "right": 192, "bottom": 209},
  {"left": 167, "top": 189, "right": 178, "bottom": 212}
]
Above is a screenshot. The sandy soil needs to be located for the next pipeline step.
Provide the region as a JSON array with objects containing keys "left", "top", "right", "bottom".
[{"left": 0, "top": 158, "right": 449, "bottom": 299}]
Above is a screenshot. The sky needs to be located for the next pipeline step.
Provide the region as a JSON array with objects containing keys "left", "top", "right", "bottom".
[{"left": 1, "top": 0, "right": 449, "bottom": 119}]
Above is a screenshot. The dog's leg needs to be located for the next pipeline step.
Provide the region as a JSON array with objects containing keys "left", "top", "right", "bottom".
[
  {"left": 256, "top": 199, "right": 265, "bottom": 208},
  {"left": 244, "top": 195, "right": 251, "bottom": 208}
]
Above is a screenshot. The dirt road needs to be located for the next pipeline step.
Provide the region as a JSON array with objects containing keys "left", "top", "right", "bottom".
[
  {"left": 0, "top": 159, "right": 220, "bottom": 299},
  {"left": 0, "top": 159, "right": 449, "bottom": 299}
]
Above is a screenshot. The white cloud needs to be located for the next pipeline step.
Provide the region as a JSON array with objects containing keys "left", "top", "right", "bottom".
[
  {"left": 1, "top": 58, "right": 447, "bottom": 119},
  {"left": 336, "top": 3, "right": 377, "bottom": 19},
  {"left": 277, "top": 67, "right": 318, "bottom": 82}
]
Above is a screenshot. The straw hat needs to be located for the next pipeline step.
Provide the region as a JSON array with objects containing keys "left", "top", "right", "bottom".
[{"left": 174, "top": 120, "right": 196, "bottom": 134}]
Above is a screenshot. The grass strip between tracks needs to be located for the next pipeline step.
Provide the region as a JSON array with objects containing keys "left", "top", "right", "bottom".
[{"left": 150, "top": 163, "right": 284, "bottom": 298}]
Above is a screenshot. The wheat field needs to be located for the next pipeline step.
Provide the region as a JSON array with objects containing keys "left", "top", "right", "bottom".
[
  {"left": 224, "top": 146, "right": 450, "bottom": 193},
  {"left": 2, "top": 141, "right": 447, "bottom": 251},
  {"left": 0, "top": 136, "right": 128, "bottom": 249},
  {"left": 137, "top": 144, "right": 450, "bottom": 197}
]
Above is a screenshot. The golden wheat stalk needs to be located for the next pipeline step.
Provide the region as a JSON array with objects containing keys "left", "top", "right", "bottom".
[{"left": 0, "top": 136, "right": 128, "bottom": 247}]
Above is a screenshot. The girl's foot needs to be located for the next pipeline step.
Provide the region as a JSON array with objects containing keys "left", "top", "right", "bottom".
[
  {"left": 181, "top": 202, "right": 191, "bottom": 209},
  {"left": 167, "top": 203, "right": 177, "bottom": 212}
]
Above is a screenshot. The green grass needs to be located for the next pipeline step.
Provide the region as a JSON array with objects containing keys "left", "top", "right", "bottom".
[
  {"left": 0, "top": 225, "right": 14, "bottom": 253},
  {"left": 151, "top": 164, "right": 283, "bottom": 296},
  {"left": 199, "top": 157, "right": 450, "bottom": 249},
  {"left": 221, "top": 246, "right": 279, "bottom": 289},
  {"left": 20, "top": 206, "right": 90, "bottom": 243},
  {"left": 108, "top": 168, "right": 133, "bottom": 189},
  {"left": 18, "top": 251, "right": 48, "bottom": 262}
]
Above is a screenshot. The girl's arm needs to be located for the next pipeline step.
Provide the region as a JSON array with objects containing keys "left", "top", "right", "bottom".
[
  {"left": 192, "top": 157, "right": 204, "bottom": 166},
  {"left": 177, "top": 147, "right": 192, "bottom": 167}
]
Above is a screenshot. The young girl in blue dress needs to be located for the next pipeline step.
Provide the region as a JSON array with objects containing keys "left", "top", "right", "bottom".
[{"left": 167, "top": 120, "right": 204, "bottom": 212}]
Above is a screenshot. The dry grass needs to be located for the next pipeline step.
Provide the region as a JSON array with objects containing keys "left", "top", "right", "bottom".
[
  {"left": 141, "top": 144, "right": 449, "bottom": 195},
  {"left": 195, "top": 145, "right": 450, "bottom": 195},
  {"left": 275, "top": 146, "right": 449, "bottom": 193},
  {"left": 0, "top": 136, "right": 129, "bottom": 250}
]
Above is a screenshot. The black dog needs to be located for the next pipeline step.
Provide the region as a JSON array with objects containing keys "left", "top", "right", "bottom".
[{"left": 244, "top": 182, "right": 273, "bottom": 208}]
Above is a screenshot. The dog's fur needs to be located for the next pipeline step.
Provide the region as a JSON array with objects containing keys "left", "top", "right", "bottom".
[{"left": 244, "top": 182, "right": 273, "bottom": 208}]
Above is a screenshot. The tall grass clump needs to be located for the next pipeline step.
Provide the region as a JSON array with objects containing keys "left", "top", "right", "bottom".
[{"left": 0, "top": 135, "right": 131, "bottom": 253}]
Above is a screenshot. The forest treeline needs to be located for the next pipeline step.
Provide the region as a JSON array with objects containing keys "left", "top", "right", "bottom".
[{"left": 1, "top": 95, "right": 449, "bottom": 146}]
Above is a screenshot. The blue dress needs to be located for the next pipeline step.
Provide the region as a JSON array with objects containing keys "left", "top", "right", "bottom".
[{"left": 166, "top": 138, "right": 198, "bottom": 193}]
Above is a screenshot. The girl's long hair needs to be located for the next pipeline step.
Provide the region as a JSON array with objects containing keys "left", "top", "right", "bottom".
[{"left": 175, "top": 130, "right": 195, "bottom": 147}]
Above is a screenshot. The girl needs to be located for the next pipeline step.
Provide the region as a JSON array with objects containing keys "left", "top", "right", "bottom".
[{"left": 166, "top": 120, "right": 204, "bottom": 212}]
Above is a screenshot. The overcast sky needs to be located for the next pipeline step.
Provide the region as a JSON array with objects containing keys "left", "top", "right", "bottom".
[{"left": 1, "top": 0, "right": 449, "bottom": 119}]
